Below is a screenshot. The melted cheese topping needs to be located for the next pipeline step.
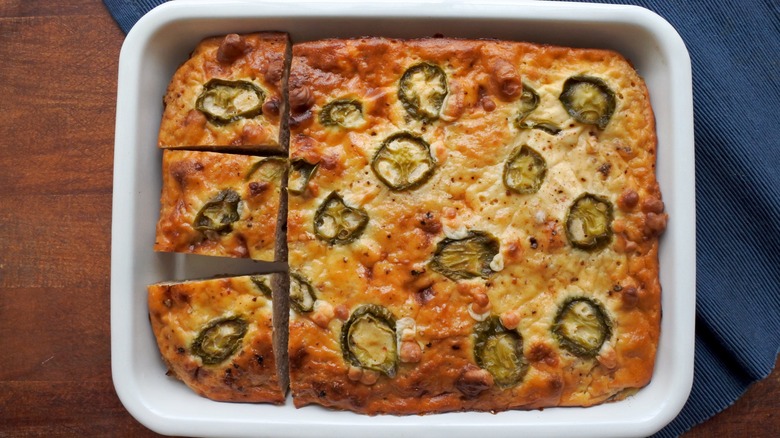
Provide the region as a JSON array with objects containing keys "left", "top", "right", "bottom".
[{"left": 287, "top": 37, "right": 662, "bottom": 414}]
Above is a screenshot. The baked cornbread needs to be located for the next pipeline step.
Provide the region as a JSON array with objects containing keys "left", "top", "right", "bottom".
[
  {"left": 158, "top": 32, "right": 291, "bottom": 153},
  {"left": 154, "top": 149, "right": 287, "bottom": 261},
  {"left": 286, "top": 37, "right": 666, "bottom": 414},
  {"left": 147, "top": 274, "right": 289, "bottom": 403}
]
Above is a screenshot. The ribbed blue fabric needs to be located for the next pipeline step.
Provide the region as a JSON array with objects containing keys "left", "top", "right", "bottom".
[
  {"left": 103, "top": 0, "right": 166, "bottom": 34},
  {"left": 102, "top": 1, "right": 780, "bottom": 436}
]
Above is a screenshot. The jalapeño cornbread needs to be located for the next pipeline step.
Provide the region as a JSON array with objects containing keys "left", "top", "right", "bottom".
[
  {"left": 148, "top": 274, "right": 289, "bottom": 403},
  {"left": 154, "top": 149, "right": 287, "bottom": 261},
  {"left": 158, "top": 32, "right": 290, "bottom": 153},
  {"left": 286, "top": 37, "right": 666, "bottom": 414}
]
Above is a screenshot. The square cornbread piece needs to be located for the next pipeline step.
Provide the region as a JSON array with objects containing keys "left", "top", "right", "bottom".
[
  {"left": 158, "top": 32, "right": 290, "bottom": 153},
  {"left": 154, "top": 149, "right": 287, "bottom": 261},
  {"left": 148, "top": 274, "right": 289, "bottom": 403},
  {"left": 286, "top": 37, "right": 666, "bottom": 414}
]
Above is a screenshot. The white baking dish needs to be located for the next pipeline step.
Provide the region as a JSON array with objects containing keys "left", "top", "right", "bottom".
[{"left": 110, "top": 1, "right": 695, "bottom": 436}]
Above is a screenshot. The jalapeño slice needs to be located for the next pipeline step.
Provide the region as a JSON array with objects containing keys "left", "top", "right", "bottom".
[
  {"left": 517, "top": 120, "right": 562, "bottom": 135},
  {"left": 191, "top": 316, "right": 248, "bottom": 365},
  {"left": 193, "top": 189, "right": 241, "bottom": 233},
  {"left": 517, "top": 83, "right": 540, "bottom": 121},
  {"left": 553, "top": 297, "right": 612, "bottom": 358},
  {"left": 320, "top": 99, "right": 364, "bottom": 128},
  {"left": 371, "top": 132, "right": 436, "bottom": 191},
  {"left": 288, "top": 159, "right": 319, "bottom": 195},
  {"left": 245, "top": 157, "right": 287, "bottom": 182},
  {"left": 398, "top": 63, "right": 448, "bottom": 121},
  {"left": 503, "top": 145, "right": 547, "bottom": 194},
  {"left": 313, "top": 192, "right": 369, "bottom": 245},
  {"left": 341, "top": 304, "right": 398, "bottom": 377},
  {"left": 559, "top": 76, "right": 616, "bottom": 129},
  {"left": 430, "top": 231, "right": 500, "bottom": 281},
  {"left": 565, "top": 193, "right": 614, "bottom": 251},
  {"left": 289, "top": 272, "right": 316, "bottom": 313},
  {"left": 250, "top": 275, "right": 273, "bottom": 299},
  {"left": 196, "top": 79, "right": 265, "bottom": 124},
  {"left": 474, "top": 316, "right": 528, "bottom": 388}
]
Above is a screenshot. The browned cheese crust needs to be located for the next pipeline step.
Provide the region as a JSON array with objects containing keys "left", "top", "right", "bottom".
[
  {"left": 154, "top": 149, "right": 286, "bottom": 261},
  {"left": 286, "top": 37, "right": 666, "bottom": 414},
  {"left": 158, "top": 32, "right": 289, "bottom": 152},
  {"left": 147, "top": 275, "right": 285, "bottom": 403}
]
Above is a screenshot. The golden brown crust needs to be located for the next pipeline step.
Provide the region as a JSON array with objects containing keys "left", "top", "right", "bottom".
[
  {"left": 147, "top": 275, "right": 285, "bottom": 403},
  {"left": 287, "top": 37, "right": 663, "bottom": 414},
  {"left": 154, "top": 149, "right": 284, "bottom": 261},
  {"left": 158, "top": 32, "right": 289, "bottom": 152}
]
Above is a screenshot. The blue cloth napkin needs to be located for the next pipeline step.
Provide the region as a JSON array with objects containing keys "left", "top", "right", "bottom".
[
  {"left": 103, "top": 0, "right": 780, "bottom": 436},
  {"left": 103, "top": 0, "right": 164, "bottom": 33}
]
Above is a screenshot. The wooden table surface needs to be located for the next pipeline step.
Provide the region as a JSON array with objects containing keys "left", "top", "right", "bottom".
[{"left": 0, "top": 1, "right": 777, "bottom": 436}]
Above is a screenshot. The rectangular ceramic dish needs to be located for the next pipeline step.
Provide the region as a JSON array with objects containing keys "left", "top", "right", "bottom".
[{"left": 110, "top": 1, "right": 696, "bottom": 436}]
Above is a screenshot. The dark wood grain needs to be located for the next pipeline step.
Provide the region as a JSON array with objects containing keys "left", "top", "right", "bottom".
[
  {"left": 685, "top": 356, "right": 780, "bottom": 437},
  {"left": 0, "top": 1, "right": 148, "bottom": 436},
  {"left": 0, "top": 1, "right": 776, "bottom": 437}
]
